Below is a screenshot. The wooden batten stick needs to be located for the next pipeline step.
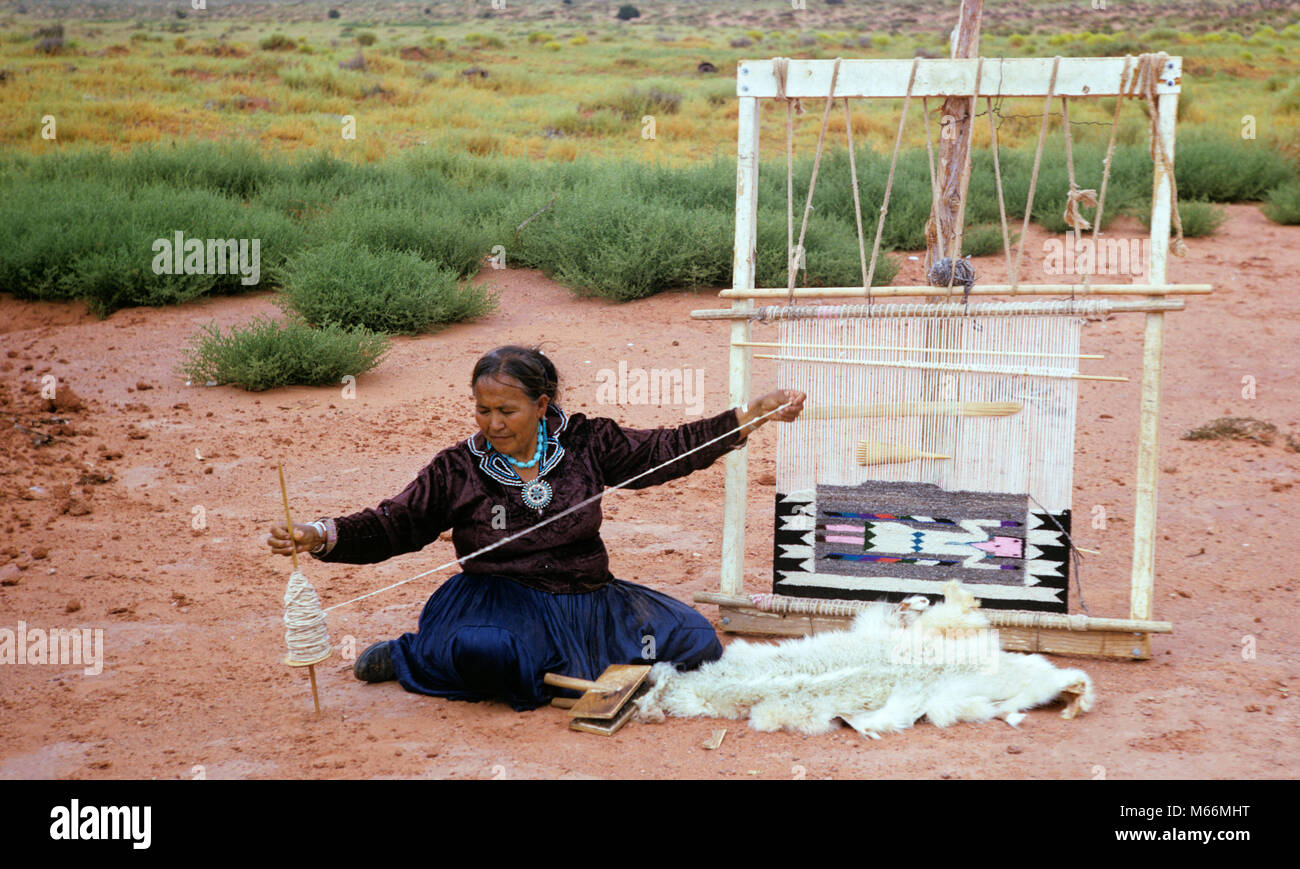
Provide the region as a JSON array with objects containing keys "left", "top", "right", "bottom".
[
  {"left": 733, "top": 340, "right": 1103, "bottom": 359},
  {"left": 808, "top": 401, "right": 1021, "bottom": 420},
  {"left": 753, "top": 353, "right": 1128, "bottom": 382},
  {"left": 278, "top": 460, "right": 321, "bottom": 719},
  {"left": 857, "top": 441, "right": 951, "bottom": 465},
  {"left": 717, "top": 283, "right": 1212, "bottom": 299}
]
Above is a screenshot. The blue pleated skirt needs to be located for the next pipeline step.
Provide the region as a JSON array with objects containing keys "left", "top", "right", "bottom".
[{"left": 387, "top": 573, "right": 723, "bottom": 711}]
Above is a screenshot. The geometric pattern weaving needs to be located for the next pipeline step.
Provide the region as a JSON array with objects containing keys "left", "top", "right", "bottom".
[
  {"left": 770, "top": 305, "right": 1086, "bottom": 616},
  {"left": 774, "top": 482, "right": 1070, "bottom": 613}
]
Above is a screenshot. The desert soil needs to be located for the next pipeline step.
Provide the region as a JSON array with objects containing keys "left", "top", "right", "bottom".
[{"left": 0, "top": 204, "right": 1296, "bottom": 779}]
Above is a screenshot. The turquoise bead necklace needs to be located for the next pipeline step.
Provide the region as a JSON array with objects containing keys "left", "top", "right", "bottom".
[{"left": 497, "top": 420, "right": 546, "bottom": 469}]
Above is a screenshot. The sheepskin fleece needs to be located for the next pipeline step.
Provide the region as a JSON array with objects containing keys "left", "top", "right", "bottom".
[{"left": 635, "top": 582, "right": 1094, "bottom": 738}]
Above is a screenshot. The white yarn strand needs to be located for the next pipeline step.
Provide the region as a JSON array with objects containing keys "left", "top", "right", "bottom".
[
  {"left": 284, "top": 569, "right": 332, "bottom": 664},
  {"left": 324, "top": 403, "right": 793, "bottom": 614}
]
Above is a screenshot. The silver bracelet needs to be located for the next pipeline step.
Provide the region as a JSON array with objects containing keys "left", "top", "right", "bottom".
[{"left": 309, "top": 520, "right": 327, "bottom": 554}]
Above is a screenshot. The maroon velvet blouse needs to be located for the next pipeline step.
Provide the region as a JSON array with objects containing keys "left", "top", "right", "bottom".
[{"left": 320, "top": 406, "right": 745, "bottom": 594}]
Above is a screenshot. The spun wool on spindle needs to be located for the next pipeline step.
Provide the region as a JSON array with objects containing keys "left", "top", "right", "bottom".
[{"left": 284, "top": 569, "right": 332, "bottom": 664}]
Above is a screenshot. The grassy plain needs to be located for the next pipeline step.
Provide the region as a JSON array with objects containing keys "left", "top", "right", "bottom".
[{"left": 3, "top": 1, "right": 1298, "bottom": 163}]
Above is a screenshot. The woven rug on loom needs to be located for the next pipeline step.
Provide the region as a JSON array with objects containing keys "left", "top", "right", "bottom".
[
  {"left": 633, "top": 582, "right": 1094, "bottom": 738},
  {"left": 773, "top": 481, "right": 1071, "bottom": 613}
]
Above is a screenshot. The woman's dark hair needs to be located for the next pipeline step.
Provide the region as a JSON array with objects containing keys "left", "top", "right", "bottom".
[{"left": 471, "top": 345, "right": 560, "bottom": 404}]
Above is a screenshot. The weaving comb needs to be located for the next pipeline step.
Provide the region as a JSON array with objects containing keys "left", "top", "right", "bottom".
[{"left": 545, "top": 664, "right": 651, "bottom": 735}]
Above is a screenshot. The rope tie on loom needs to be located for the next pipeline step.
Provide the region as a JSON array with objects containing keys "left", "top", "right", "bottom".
[
  {"left": 922, "top": 94, "right": 941, "bottom": 268},
  {"left": 787, "top": 58, "right": 843, "bottom": 305},
  {"left": 1061, "top": 98, "right": 1098, "bottom": 248},
  {"left": 775, "top": 57, "right": 800, "bottom": 299},
  {"left": 866, "top": 57, "right": 920, "bottom": 297},
  {"left": 1061, "top": 95, "right": 1097, "bottom": 301},
  {"left": 1082, "top": 54, "right": 1135, "bottom": 297},
  {"left": 1010, "top": 56, "right": 1061, "bottom": 291},
  {"left": 842, "top": 92, "right": 869, "bottom": 303},
  {"left": 986, "top": 59, "right": 1014, "bottom": 282},
  {"left": 322, "top": 402, "right": 794, "bottom": 614},
  {"left": 1129, "top": 52, "right": 1187, "bottom": 258},
  {"left": 772, "top": 56, "right": 804, "bottom": 116},
  {"left": 284, "top": 570, "right": 332, "bottom": 663}
]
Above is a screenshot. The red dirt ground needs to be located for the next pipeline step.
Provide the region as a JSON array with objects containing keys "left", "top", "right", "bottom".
[{"left": 0, "top": 205, "right": 1296, "bottom": 779}]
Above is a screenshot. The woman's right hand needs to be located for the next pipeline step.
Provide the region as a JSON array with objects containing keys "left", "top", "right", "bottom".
[{"left": 267, "top": 523, "right": 321, "bottom": 557}]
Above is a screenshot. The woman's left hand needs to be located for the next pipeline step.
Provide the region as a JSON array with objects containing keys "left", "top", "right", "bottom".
[{"left": 738, "top": 389, "right": 806, "bottom": 434}]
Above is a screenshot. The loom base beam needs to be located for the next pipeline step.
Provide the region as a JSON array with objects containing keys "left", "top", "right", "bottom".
[{"left": 699, "top": 595, "right": 1168, "bottom": 661}]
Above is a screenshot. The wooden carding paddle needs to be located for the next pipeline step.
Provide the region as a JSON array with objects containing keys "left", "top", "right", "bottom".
[
  {"left": 544, "top": 664, "right": 651, "bottom": 721},
  {"left": 567, "top": 685, "right": 650, "bottom": 736}
]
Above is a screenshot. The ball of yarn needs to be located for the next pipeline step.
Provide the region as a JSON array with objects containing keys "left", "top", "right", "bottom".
[{"left": 928, "top": 255, "right": 976, "bottom": 294}]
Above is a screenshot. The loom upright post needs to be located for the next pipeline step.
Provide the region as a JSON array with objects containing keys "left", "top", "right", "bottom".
[
  {"left": 1130, "top": 82, "right": 1178, "bottom": 641},
  {"left": 720, "top": 91, "right": 761, "bottom": 597}
]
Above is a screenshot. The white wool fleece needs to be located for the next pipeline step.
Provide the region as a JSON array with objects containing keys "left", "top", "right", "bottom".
[{"left": 634, "top": 581, "right": 1094, "bottom": 738}]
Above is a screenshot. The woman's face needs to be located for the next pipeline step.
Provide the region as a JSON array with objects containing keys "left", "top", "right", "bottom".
[{"left": 473, "top": 374, "right": 548, "bottom": 461}]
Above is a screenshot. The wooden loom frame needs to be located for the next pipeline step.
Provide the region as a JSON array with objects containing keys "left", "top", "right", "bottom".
[{"left": 692, "top": 56, "right": 1211, "bottom": 660}]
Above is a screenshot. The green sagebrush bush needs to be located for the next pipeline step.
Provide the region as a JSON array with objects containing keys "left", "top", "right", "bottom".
[
  {"left": 277, "top": 242, "right": 497, "bottom": 334},
  {"left": 4, "top": 139, "right": 1293, "bottom": 314},
  {"left": 959, "top": 224, "right": 1016, "bottom": 258},
  {"left": 753, "top": 209, "right": 899, "bottom": 289},
  {"left": 310, "top": 200, "right": 495, "bottom": 279},
  {"left": 511, "top": 184, "right": 733, "bottom": 301},
  {"left": 1172, "top": 137, "right": 1295, "bottom": 201},
  {"left": 511, "top": 159, "right": 898, "bottom": 301},
  {"left": 1261, "top": 181, "right": 1300, "bottom": 224},
  {"left": 0, "top": 178, "right": 302, "bottom": 316},
  {"left": 7, "top": 143, "right": 365, "bottom": 200},
  {"left": 179, "top": 316, "right": 390, "bottom": 392},
  {"left": 1140, "top": 199, "right": 1228, "bottom": 237}
]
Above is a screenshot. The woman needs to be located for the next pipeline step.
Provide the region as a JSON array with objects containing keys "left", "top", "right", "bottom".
[{"left": 267, "top": 345, "right": 804, "bottom": 711}]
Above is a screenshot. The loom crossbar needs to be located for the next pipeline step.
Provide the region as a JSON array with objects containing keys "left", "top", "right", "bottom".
[
  {"left": 718, "top": 284, "right": 1211, "bottom": 299},
  {"left": 737, "top": 57, "right": 1182, "bottom": 100},
  {"left": 692, "top": 298, "right": 1184, "bottom": 320}
]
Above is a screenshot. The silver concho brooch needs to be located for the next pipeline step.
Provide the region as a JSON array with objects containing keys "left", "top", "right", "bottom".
[{"left": 521, "top": 478, "right": 553, "bottom": 510}]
